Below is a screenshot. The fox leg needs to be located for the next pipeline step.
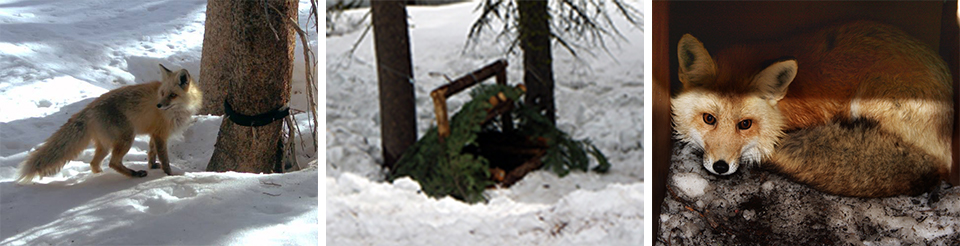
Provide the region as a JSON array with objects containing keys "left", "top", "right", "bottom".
[
  {"left": 89, "top": 141, "right": 107, "bottom": 174},
  {"left": 151, "top": 135, "right": 173, "bottom": 175},
  {"left": 107, "top": 130, "right": 147, "bottom": 177},
  {"left": 148, "top": 139, "right": 158, "bottom": 169}
]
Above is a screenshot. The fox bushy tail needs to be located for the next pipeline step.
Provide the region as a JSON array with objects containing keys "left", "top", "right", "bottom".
[
  {"left": 16, "top": 115, "right": 91, "bottom": 184},
  {"left": 768, "top": 118, "right": 942, "bottom": 197}
]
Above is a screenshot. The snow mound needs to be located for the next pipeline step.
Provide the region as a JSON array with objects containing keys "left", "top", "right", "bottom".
[
  {"left": 326, "top": 0, "right": 642, "bottom": 244},
  {"left": 2, "top": 169, "right": 318, "bottom": 245},
  {"left": 327, "top": 172, "right": 643, "bottom": 245}
]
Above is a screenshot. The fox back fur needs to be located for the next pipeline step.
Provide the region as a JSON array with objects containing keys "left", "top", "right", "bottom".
[
  {"left": 16, "top": 64, "right": 202, "bottom": 183},
  {"left": 672, "top": 21, "right": 954, "bottom": 197}
]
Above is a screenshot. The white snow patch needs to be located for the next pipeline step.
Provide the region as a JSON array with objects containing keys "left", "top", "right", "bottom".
[
  {"left": 673, "top": 172, "right": 708, "bottom": 198},
  {"left": 0, "top": 76, "right": 107, "bottom": 122}
]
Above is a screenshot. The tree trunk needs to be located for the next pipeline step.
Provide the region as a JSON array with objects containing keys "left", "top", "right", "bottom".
[
  {"left": 371, "top": 0, "right": 417, "bottom": 170},
  {"left": 518, "top": 0, "right": 555, "bottom": 124},
  {"left": 197, "top": 0, "right": 232, "bottom": 115},
  {"left": 206, "top": 0, "right": 298, "bottom": 173}
]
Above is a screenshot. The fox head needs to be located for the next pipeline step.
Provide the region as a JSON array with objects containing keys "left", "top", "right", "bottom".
[
  {"left": 156, "top": 64, "right": 199, "bottom": 111},
  {"left": 671, "top": 34, "right": 796, "bottom": 176}
]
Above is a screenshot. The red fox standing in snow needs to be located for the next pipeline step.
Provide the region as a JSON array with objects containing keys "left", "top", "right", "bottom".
[
  {"left": 672, "top": 21, "right": 954, "bottom": 197},
  {"left": 16, "top": 64, "right": 202, "bottom": 183}
]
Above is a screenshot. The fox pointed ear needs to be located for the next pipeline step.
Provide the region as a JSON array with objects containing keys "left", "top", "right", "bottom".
[
  {"left": 159, "top": 64, "right": 173, "bottom": 80},
  {"left": 677, "top": 34, "right": 717, "bottom": 88},
  {"left": 754, "top": 58, "right": 797, "bottom": 103},
  {"left": 177, "top": 70, "right": 190, "bottom": 88}
]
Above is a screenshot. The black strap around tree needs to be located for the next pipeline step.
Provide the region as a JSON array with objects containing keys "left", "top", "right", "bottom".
[{"left": 224, "top": 99, "right": 290, "bottom": 127}]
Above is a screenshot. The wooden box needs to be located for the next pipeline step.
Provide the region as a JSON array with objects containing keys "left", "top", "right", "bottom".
[{"left": 651, "top": 1, "right": 959, "bottom": 242}]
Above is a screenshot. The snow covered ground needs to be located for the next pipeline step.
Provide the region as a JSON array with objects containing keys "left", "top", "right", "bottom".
[
  {"left": 0, "top": 0, "right": 319, "bottom": 245},
  {"left": 326, "top": 1, "right": 644, "bottom": 245}
]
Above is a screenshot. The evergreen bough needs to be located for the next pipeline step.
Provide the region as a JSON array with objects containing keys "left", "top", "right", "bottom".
[{"left": 389, "top": 84, "right": 610, "bottom": 203}]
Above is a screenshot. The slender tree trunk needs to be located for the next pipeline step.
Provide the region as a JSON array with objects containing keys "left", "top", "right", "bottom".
[
  {"left": 518, "top": 0, "right": 555, "bottom": 124},
  {"left": 206, "top": 0, "right": 298, "bottom": 173},
  {"left": 371, "top": 0, "right": 416, "bottom": 169}
]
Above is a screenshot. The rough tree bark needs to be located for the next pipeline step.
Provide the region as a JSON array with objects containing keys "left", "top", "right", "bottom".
[
  {"left": 197, "top": 0, "right": 232, "bottom": 115},
  {"left": 371, "top": 0, "right": 416, "bottom": 169},
  {"left": 205, "top": 0, "right": 298, "bottom": 173},
  {"left": 518, "top": 0, "right": 555, "bottom": 125}
]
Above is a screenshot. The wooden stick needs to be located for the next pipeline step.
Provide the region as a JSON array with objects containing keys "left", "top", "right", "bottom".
[
  {"left": 501, "top": 149, "right": 547, "bottom": 187},
  {"left": 430, "top": 59, "right": 508, "bottom": 141},
  {"left": 483, "top": 99, "right": 515, "bottom": 124},
  {"left": 431, "top": 88, "right": 450, "bottom": 140},
  {"left": 434, "top": 60, "right": 508, "bottom": 98},
  {"left": 496, "top": 66, "right": 513, "bottom": 131},
  {"left": 482, "top": 146, "right": 546, "bottom": 156}
]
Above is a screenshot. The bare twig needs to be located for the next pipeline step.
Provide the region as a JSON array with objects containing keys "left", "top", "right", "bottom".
[
  {"left": 666, "top": 185, "right": 737, "bottom": 236},
  {"left": 260, "top": 180, "right": 282, "bottom": 187},
  {"left": 262, "top": 0, "right": 281, "bottom": 41},
  {"left": 347, "top": 18, "right": 373, "bottom": 55},
  {"left": 263, "top": 192, "right": 281, "bottom": 196},
  {"left": 309, "top": 0, "right": 319, "bottom": 31},
  {"left": 465, "top": 0, "right": 640, "bottom": 62},
  {"left": 284, "top": 115, "right": 302, "bottom": 171}
]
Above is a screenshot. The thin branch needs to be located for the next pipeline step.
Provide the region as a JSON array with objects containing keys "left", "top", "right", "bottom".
[
  {"left": 310, "top": 0, "right": 319, "bottom": 31},
  {"left": 465, "top": 0, "right": 640, "bottom": 62},
  {"left": 262, "top": 0, "right": 281, "bottom": 41},
  {"left": 551, "top": 32, "right": 580, "bottom": 58},
  {"left": 348, "top": 19, "right": 373, "bottom": 56}
]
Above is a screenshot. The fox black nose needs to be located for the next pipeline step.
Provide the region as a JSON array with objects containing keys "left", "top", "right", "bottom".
[
  {"left": 713, "top": 160, "right": 729, "bottom": 174},
  {"left": 156, "top": 104, "right": 162, "bottom": 108}
]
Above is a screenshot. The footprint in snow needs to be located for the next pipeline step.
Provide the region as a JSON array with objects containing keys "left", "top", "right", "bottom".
[
  {"left": 141, "top": 196, "right": 174, "bottom": 215},
  {"left": 36, "top": 99, "right": 52, "bottom": 108},
  {"left": 168, "top": 185, "right": 199, "bottom": 199}
]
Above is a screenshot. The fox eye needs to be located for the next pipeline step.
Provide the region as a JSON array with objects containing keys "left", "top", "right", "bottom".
[
  {"left": 738, "top": 119, "right": 752, "bottom": 130},
  {"left": 703, "top": 113, "right": 716, "bottom": 125},
  {"left": 169, "top": 93, "right": 178, "bottom": 99}
]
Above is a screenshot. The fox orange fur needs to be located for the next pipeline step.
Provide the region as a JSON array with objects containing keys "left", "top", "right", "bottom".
[
  {"left": 672, "top": 21, "right": 953, "bottom": 197},
  {"left": 16, "top": 64, "right": 202, "bottom": 183}
]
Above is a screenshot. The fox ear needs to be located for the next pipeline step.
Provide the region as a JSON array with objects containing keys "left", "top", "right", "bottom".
[
  {"left": 754, "top": 58, "right": 797, "bottom": 103},
  {"left": 159, "top": 64, "right": 173, "bottom": 80},
  {"left": 677, "top": 34, "right": 717, "bottom": 88},
  {"left": 177, "top": 70, "right": 190, "bottom": 88}
]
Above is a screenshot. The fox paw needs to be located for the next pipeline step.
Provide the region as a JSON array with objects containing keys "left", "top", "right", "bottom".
[
  {"left": 149, "top": 163, "right": 160, "bottom": 169},
  {"left": 132, "top": 170, "right": 148, "bottom": 177}
]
